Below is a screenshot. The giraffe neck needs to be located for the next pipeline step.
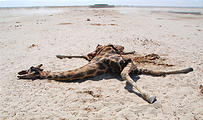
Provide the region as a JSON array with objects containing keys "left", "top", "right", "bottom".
[{"left": 40, "top": 63, "right": 107, "bottom": 81}]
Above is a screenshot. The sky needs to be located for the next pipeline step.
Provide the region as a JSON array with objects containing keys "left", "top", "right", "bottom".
[{"left": 0, "top": 0, "right": 203, "bottom": 7}]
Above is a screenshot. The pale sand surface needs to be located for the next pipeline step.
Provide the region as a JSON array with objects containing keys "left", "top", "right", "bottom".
[{"left": 0, "top": 7, "right": 203, "bottom": 119}]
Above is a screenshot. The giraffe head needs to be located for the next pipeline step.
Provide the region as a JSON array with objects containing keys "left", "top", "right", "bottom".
[
  {"left": 87, "top": 44, "right": 124, "bottom": 59},
  {"left": 17, "top": 64, "right": 43, "bottom": 80}
]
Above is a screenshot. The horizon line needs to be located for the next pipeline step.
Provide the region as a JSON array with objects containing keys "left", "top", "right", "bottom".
[{"left": 1, "top": 5, "right": 203, "bottom": 9}]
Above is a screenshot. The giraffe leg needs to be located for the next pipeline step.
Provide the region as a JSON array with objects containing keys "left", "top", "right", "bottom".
[
  {"left": 56, "top": 55, "right": 90, "bottom": 61},
  {"left": 121, "top": 62, "right": 156, "bottom": 104},
  {"left": 135, "top": 67, "right": 193, "bottom": 76}
]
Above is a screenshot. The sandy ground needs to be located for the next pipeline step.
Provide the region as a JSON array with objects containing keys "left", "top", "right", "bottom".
[{"left": 0, "top": 7, "right": 203, "bottom": 119}]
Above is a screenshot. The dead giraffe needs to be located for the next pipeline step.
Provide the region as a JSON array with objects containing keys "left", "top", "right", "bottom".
[{"left": 17, "top": 44, "right": 193, "bottom": 103}]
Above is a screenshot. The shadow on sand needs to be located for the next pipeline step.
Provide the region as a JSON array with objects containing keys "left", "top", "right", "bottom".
[{"left": 55, "top": 73, "right": 153, "bottom": 103}]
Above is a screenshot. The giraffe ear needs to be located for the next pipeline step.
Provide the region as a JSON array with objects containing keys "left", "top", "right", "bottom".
[
  {"left": 96, "top": 44, "right": 102, "bottom": 48},
  {"left": 96, "top": 44, "right": 103, "bottom": 50}
]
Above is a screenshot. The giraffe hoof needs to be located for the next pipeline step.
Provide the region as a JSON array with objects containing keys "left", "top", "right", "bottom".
[{"left": 149, "top": 96, "right": 156, "bottom": 104}]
